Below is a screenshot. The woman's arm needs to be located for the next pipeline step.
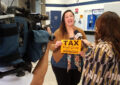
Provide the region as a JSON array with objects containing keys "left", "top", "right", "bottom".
[{"left": 80, "top": 39, "right": 95, "bottom": 58}]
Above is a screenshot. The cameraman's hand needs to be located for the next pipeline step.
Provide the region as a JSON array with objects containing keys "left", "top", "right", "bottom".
[
  {"left": 55, "top": 41, "right": 62, "bottom": 49},
  {"left": 46, "top": 27, "right": 52, "bottom": 34}
]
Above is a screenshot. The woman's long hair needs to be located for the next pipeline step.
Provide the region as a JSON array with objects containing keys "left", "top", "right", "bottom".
[
  {"left": 59, "top": 10, "right": 74, "bottom": 38},
  {"left": 95, "top": 11, "right": 120, "bottom": 59}
]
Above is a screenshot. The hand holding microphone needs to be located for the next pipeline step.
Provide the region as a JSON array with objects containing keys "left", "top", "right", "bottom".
[
  {"left": 82, "top": 39, "right": 91, "bottom": 46},
  {"left": 74, "top": 30, "right": 88, "bottom": 48},
  {"left": 82, "top": 39, "right": 94, "bottom": 47}
]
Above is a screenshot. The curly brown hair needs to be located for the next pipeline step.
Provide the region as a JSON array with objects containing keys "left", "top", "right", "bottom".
[{"left": 95, "top": 11, "right": 120, "bottom": 59}]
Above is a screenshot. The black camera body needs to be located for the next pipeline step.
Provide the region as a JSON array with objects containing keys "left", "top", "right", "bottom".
[
  {"left": 6, "top": 6, "right": 49, "bottom": 30},
  {"left": 0, "top": 6, "right": 53, "bottom": 78}
]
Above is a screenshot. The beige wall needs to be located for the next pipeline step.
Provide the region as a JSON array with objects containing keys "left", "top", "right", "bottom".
[
  {"left": 1, "top": 0, "right": 46, "bottom": 24},
  {"left": 41, "top": 0, "right": 46, "bottom": 25},
  {"left": 19, "top": 0, "right": 35, "bottom": 12},
  {"left": 1, "top": 0, "right": 36, "bottom": 12}
]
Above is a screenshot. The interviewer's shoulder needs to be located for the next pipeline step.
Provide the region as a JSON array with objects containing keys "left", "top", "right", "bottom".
[{"left": 75, "top": 26, "right": 84, "bottom": 32}]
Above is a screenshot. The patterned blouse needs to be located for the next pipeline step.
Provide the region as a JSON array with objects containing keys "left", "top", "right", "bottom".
[{"left": 81, "top": 40, "right": 120, "bottom": 85}]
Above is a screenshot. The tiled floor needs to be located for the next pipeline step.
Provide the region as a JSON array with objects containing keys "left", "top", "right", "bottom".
[
  {"left": 43, "top": 62, "right": 57, "bottom": 85},
  {"left": 43, "top": 50, "right": 57, "bottom": 85},
  {"left": 43, "top": 51, "right": 82, "bottom": 85}
]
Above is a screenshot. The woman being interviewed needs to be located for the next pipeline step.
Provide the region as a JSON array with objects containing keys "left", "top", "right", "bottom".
[
  {"left": 31, "top": 9, "right": 87, "bottom": 85},
  {"left": 81, "top": 11, "right": 120, "bottom": 85},
  {"left": 50, "top": 10, "right": 87, "bottom": 85}
]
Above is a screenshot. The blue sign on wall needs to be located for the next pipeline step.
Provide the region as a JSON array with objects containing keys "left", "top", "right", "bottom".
[
  {"left": 87, "top": 14, "right": 96, "bottom": 31},
  {"left": 50, "top": 11, "right": 61, "bottom": 33}
]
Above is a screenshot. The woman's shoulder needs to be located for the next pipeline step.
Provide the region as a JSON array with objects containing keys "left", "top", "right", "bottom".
[
  {"left": 97, "top": 41, "right": 112, "bottom": 49},
  {"left": 53, "top": 28, "right": 63, "bottom": 40},
  {"left": 54, "top": 28, "right": 61, "bottom": 34},
  {"left": 97, "top": 41, "right": 114, "bottom": 58}
]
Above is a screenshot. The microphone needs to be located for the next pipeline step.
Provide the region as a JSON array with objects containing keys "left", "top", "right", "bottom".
[
  {"left": 74, "top": 30, "right": 88, "bottom": 48},
  {"left": 74, "top": 30, "right": 82, "bottom": 40}
]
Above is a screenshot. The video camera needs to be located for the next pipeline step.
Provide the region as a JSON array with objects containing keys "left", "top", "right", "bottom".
[
  {"left": 0, "top": 6, "right": 54, "bottom": 78},
  {"left": 6, "top": 6, "right": 50, "bottom": 30}
]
